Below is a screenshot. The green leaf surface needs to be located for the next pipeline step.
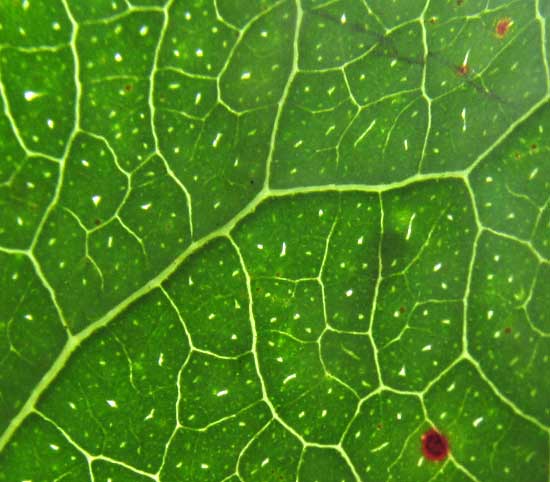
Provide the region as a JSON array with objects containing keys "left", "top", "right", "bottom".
[{"left": 0, "top": 0, "right": 549, "bottom": 481}]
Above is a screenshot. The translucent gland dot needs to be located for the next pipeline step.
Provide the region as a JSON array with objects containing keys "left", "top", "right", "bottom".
[
  {"left": 92, "top": 195, "right": 101, "bottom": 206},
  {"left": 241, "top": 71, "right": 251, "bottom": 80},
  {"left": 139, "top": 25, "right": 149, "bottom": 36},
  {"left": 114, "top": 52, "right": 122, "bottom": 62},
  {"left": 345, "top": 289, "right": 353, "bottom": 297},
  {"left": 196, "top": 48, "right": 203, "bottom": 57}
]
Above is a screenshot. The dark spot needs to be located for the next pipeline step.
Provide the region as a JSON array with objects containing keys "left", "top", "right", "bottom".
[
  {"left": 514, "top": 152, "right": 521, "bottom": 160},
  {"left": 94, "top": 219, "right": 101, "bottom": 226},
  {"left": 376, "top": 423, "right": 383, "bottom": 430},
  {"left": 250, "top": 179, "right": 255, "bottom": 185},
  {"left": 275, "top": 272, "right": 281, "bottom": 277},
  {"left": 504, "top": 327, "right": 512, "bottom": 334},
  {"left": 456, "top": 0, "right": 464, "bottom": 5},
  {"left": 422, "top": 429, "right": 449, "bottom": 462},
  {"left": 124, "top": 84, "right": 133, "bottom": 92},
  {"left": 457, "top": 63, "right": 469, "bottom": 76},
  {"left": 531, "top": 144, "right": 538, "bottom": 150},
  {"left": 495, "top": 17, "right": 512, "bottom": 39},
  {"left": 429, "top": 16, "right": 437, "bottom": 24},
  {"left": 399, "top": 306, "right": 406, "bottom": 314}
]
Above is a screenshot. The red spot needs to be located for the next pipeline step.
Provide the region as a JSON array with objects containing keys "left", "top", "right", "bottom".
[
  {"left": 495, "top": 18, "right": 512, "bottom": 39},
  {"left": 456, "top": 63, "right": 469, "bottom": 76},
  {"left": 422, "top": 429, "right": 449, "bottom": 462}
]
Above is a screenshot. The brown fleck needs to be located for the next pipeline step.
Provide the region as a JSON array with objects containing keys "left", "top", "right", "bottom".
[
  {"left": 457, "top": 63, "right": 469, "bottom": 76},
  {"left": 124, "top": 84, "right": 133, "bottom": 92},
  {"left": 504, "top": 327, "right": 512, "bottom": 334},
  {"left": 495, "top": 17, "right": 512, "bottom": 39}
]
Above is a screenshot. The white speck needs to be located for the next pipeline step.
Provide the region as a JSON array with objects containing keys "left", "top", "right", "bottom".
[
  {"left": 195, "top": 48, "right": 203, "bottom": 57},
  {"left": 47, "top": 119, "right": 54, "bottom": 129},
  {"left": 529, "top": 168, "right": 538, "bottom": 180},
  {"left": 390, "top": 59, "right": 398, "bottom": 67},
  {"left": 22, "top": 0, "right": 30, "bottom": 10},
  {"left": 260, "top": 30, "right": 268, "bottom": 37},
  {"left": 357, "top": 236, "right": 363, "bottom": 245},
  {"left": 397, "top": 412, "right": 402, "bottom": 420},
  {"left": 487, "top": 310, "right": 494, "bottom": 320},
  {"left": 212, "top": 132, "right": 222, "bottom": 147},
  {"left": 200, "top": 463, "right": 209, "bottom": 469},
  {"left": 24, "top": 90, "right": 40, "bottom": 101},
  {"left": 280, "top": 242, "right": 287, "bottom": 256},
  {"left": 195, "top": 92, "right": 202, "bottom": 105},
  {"left": 69, "top": 402, "right": 76, "bottom": 410},
  {"left": 216, "top": 389, "right": 228, "bottom": 397},
  {"left": 461, "top": 107, "right": 467, "bottom": 132},
  {"left": 447, "top": 382, "right": 455, "bottom": 392},
  {"left": 398, "top": 366, "right": 406, "bottom": 377},
  {"left": 422, "top": 344, "right": 432, "bottom": 351},
  {"left": 92, "top": 195, "right": 101, "bottom": 206},
  {"left": 283, "top": 373, "right": 296, "bottom": 384},
  {"left": 185, "top": 11, "right": 191, "bottom": 20},
  {"left": 318, "top": 209, "right": 324, "bottom": 216},
  {"left": 403, "top": 139, "right": 409, "bottom": 151},
  {"left": 49, "top": 444, "right": 59, "bottom": 451},
  {"left": 158, "top": 353, "right": 164, "bottom": 366},
  {"left": 257, "top": 244, "right": 264, "bottom": 250},
  {"left": 108, "top": 236, "right": 113, "bottom": 248},
  {"left": 107, "top": 400, "right": 118, "bottom": 408},
  {"left": 52, "top": 21, "right": 61, "bottom": 31},
  {"left": 345, "top": 289, "right": 353, "bottom": 297},
  {"left": 406, "top": 213, "right": 416, "bottom": 240},
  {"left": 241, "top": 71, "right": 251, "bottom": 80},
  {"left": 433, "top": 262, "right": 442, "bottom": 272},
  {"left": 208, "top": 313, "right": 215, "bottom": 320},
  {"left": 139, "top": 25, "right": 149, "bottom": 36},
  {"left": 485, "top": 176, "right": 493, "bottom": 183},
  {"left": 473, "top": 417, "right": 483, "bottom": 427},
  {"left": 340, "top": 13, "right": 346, "bottom": 24},
  {"left": 293, "top": 313, "right": 300, "bottom": 320},
  {"left": 114, "top": 52, "right": 122, "bottom": 62},
  {"left": 140, "top": 203, "right": 152, "bottom": 210},
  {"left": 144, "top": 408, "right": 155, "bottom": 420}
]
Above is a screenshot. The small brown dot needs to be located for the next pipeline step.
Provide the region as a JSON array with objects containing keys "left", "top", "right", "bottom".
[
  {"left": 94, "top": 219, "right": 101, "bottom": 226},
  {"left": 531, "top": 144, "right": 538, "bottom": 150},
  {"left": 399, "top": 306, "right": 406, "bottom": 314},
  {"left": 514, "top": 152, "right": 521, "bottom": 160},
  {"left": 429, "top": 16, "right": 437, "bottom": 24},
  {"left": 456, "top": 0, "right": 464, "bottom": 5},
  {"left": 504, "top": 327, "right": 512, "bottom": 334},
  {"left": 376, "top": 423, "right": 383, "bottom": 430},
  {"left": 124, "top": 84, "right": 133, "bottom": 92},
  {"left": 495, "top": 17, "right": 512, "bottom": 39},
  {"left": 457, "top": 63, "right": 469, "bottom": 76}
]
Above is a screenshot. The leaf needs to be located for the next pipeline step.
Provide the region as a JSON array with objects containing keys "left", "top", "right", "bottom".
[{"left": 0, "top": 0, "right": 549, "bottom": 481}]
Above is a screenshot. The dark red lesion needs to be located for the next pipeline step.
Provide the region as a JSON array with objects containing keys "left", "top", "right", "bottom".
[
  {"left": 495, "top": 17, "right": 512, "bottom": 39},
  {"left": 421, "top": 428, "right": 449, "bottom": 461}
]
